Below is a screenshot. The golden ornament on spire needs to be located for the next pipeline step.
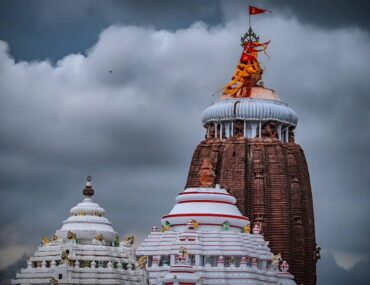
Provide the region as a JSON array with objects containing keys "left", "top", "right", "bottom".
[{"left": 223, "top": 13, "right": 270, "bottom": 98}]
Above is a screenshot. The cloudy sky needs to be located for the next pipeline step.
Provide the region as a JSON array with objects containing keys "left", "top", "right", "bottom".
[{"left": 0, "top": 0, "right": 369, "bottom": 283}]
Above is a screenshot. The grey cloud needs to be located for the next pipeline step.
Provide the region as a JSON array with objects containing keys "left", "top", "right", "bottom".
[{"left": 1, "top": 1, "right": 369, "bottom": 62}]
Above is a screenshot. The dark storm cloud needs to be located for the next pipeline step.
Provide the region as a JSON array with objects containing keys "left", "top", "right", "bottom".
[
  {"left": 1, "top": 0, "right": 369, "bottom": 61},
  {"left": 222, "top": 0, "right": 370, "bottom": 31},
  {"left": 267, "top": 0, "right": 370, "bottom": 31}
]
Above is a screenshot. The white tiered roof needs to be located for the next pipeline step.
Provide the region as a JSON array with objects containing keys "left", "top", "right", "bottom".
[
  {"left": 12, "top": 178, "right": 146, "bottom": 285},
  {"left": 137, "top": 184, "right": 297, "bottom": 285},
  {"left": 58, "top": 196, "right": 117, "bottom": 243},
  {"left": 162, "top": 185, "right": 248, "bottom": 232}
]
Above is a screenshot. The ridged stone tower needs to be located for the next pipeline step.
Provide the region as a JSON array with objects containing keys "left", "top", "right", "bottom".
[{"left": 185, "top": 25, "right": 318, "bottom": 284}]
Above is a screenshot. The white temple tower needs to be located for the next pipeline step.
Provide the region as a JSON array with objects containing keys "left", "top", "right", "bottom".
[
  {"left": 137, "top": 159, "right": 297, "bottom": 285},
  {"left": 11, "top": 177, "right": 146, "bottom": 285}
]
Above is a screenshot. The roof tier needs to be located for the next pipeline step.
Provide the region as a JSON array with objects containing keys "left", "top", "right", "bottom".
[
  {"left": 161, "top": 185, "right": 249, "bottom": 232},
  {"left": 57, "top": 179, "right": 117, "bottom": 243}
]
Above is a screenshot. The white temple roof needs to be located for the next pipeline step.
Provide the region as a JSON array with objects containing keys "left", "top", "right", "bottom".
[
  {"left": 57, "top": 180, "right": 117, "bottom": 243},
  {"left": 11, "top": 177, "right": 146, "bottom": 285},
  {"left": 161, "top": 185, "right": 249, "bottom": 232},
  {"left": 137, "top": 183, "right": 297, "bottom": 285}
]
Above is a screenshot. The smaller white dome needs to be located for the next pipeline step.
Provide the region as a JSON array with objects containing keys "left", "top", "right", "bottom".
[
  {"left": 162, "top": 185, "right": 249, "bottom": 232},
  {"left": 70, "top": 198, "right": 106, "bottom": 216},
  {"left": 57, "top": 197, "right": 117, "bottom": 243}
]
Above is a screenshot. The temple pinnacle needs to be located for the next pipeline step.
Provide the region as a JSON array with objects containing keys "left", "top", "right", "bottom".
[{"left": 83, "top": 175, "right": 94, "bottom": 197}]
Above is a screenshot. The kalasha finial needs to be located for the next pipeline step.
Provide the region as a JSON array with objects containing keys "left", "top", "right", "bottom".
[
  {"left": 199, "top": 158, "right": 216, "bottom": 187},
  {"left": 83, "top": 176, "right": 94, "bottom": 197}
]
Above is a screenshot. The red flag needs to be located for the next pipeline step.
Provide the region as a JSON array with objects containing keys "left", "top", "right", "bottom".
[{"left": 249, "top": 6, "right": 271, "bottom": 15}]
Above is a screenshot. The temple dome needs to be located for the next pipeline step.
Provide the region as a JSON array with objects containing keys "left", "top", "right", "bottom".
[
  {"left": 202, "top": 97, "right": 298, "bottom": 126},
  {"left": 70, "top": 198, "right": 106, "bottom": 216},
  {"left": 56, "top": 179, "right": 117, "bottom": 243},
  {"left": 161, "top": 185, "right": 249, "bottom": 232}
]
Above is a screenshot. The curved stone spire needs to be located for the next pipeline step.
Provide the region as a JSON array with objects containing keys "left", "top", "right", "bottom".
[{"left": 186, "top": 9, "right": 317, "bottom": 284}]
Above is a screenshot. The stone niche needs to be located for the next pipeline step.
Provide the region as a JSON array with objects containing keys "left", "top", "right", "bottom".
[
  {"left": 261, "top": 121, "right": 278, "bottom": 139},
  {"left": 233, "top": 120, "right": 244, "bottom": 137}
]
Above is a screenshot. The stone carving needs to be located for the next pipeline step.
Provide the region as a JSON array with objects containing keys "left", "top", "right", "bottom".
[
  {"left": 41, "top": 236, "right": 50, "bottom": 246},
  {"left": 243, "top": 224, "right": 251, "bottom": 234},
  {"left": 67, "top": 230, "right": 77, "bottom": 241},
  {"left": 161, "top": 221, "right": 171, "bottom": 232},
  {"left": 288, "top": 128, "right": 295, "bottom": 142},
  {"left": 52, "top": 234, "right": 59, "bottom": 241},
  {"left": 95, "top": 233, "right": 104, "bottom": 242},
  {"left": 280, "top": 260, "right": 289, "bottom": 272},
  {"left": 137, "top": 256, "right": 147, "bottom": 269},
  {"left": 60, "top": 250, "right": 70, "bottom": 265},
  {"left": 187, "top": 219, "right": 199, "bottom": 230},
  {"left": 113, "top": 236, "right": 120, "bottom": 247},
  {"left": 261, "top": 121, "right": 278, "bottom": 139},
  {"left": 124, "top": 235, "right": 135, "bottom": 247},
  {"left": 233, "top": 120, "right": 244, "bottom": 137},
  {"left": 199, "top": 158, "right": 216, "bottom": 187},
  {"left": 222, "top": 221, "right": 230, "bottom": 231},
  {"left": 271, "top": 253, "right": 282, "bottom": 270},
  {"left": 92, "top": 233, "right": 105, "bottom": 245},
  {"left": 252, "top": 223, "right": 261, "bottom": 234},
  {"left": 313, "top": 245, "right": 321, "bottom": 263},
  {"left": 177, "top": 247, "right": 189, "bottom": 264},
  {"left": 207, "top": 124, "right": 215, "bottom": 139}
]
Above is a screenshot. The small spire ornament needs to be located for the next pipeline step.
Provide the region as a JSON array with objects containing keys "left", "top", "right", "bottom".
[{"left": 83, "top": 175, "right": 94, "bottom": 197}]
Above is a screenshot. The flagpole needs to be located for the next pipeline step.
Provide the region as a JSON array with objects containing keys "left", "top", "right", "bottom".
[{"left": 248, "top": 0, "right": 251, "bottom": 29}]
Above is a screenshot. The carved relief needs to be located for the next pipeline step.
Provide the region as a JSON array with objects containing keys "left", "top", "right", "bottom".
[
  {"left": 208, "top": 124, "right": 215, "bottom": 139},
  {"left": 287, "top": 154, "right": 296, "bottom": 167},
  {"left": 199, "top": 158, "right": 216, "bottom": 187},
  {"left": 288, "top": 128, "right": 295, "bottom": 142},
  {"left": 233, "top": 120, "right": 244, "bottom": 137},
  {"left": 291, "top": 176, "right": 301, "bottom": 209},
  {"left": 261, "top": 121, "right": 278, "bottom": 139}
]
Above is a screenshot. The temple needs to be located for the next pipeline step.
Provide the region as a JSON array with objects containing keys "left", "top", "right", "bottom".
[
  {"left": 185, "top": 19, "right": 318, "bottom": 285},
  {"left": 137, "top": 159, "right": 296, "bottom": 285},
  {"left": 11, "top": 177, "right": 146, "bottom": 285},
  {"left": 11, "top": 7, "right": 318, "bottom": 285}
]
